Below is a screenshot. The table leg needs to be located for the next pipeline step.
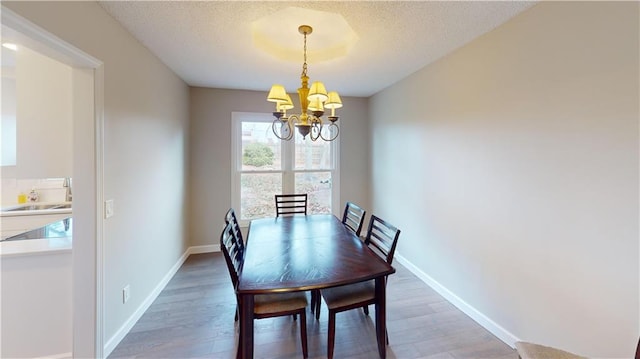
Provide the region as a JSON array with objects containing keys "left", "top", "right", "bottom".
[
  {"left": 239, "top": 294, "right": 254, "bottom": 359},
  {"left": 374, "top": 276, "right": 387, "bottom": 359}
]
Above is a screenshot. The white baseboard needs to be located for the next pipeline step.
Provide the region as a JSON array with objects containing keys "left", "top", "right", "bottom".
[
  {"left": 103, "top": 244, "right": 221, "bottom": 356},
  {"left": 188, "top": 244, "right": 219, "bottom": 254},
  {"left": 103, "top": 249, "right": 191, "bottom": 356},
  {"left": 33, "top": 352, "right": 72, "bottom": 359},
  {"left": 394, "top": 252, "right": 520, "bottom": 348}
]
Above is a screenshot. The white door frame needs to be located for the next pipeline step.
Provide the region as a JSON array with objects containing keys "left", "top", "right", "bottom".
[{"left": 1, "top": 7, "right": 105, "bottom": 358}]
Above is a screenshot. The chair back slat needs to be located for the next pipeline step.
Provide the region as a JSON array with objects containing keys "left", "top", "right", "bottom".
[
  {"left": 220, "top": 222, "right": 244, "bottom": 289},
  {"left": 225, "top": 208, "right": 244, "bottom": 251},
  {"left": 341, "top": 202, "right": 366, "bottom": 236},
  {"left": 275, "top": 194, "right": 308, "bottom": 217},
  {"left": 364, "top": 215, "right": 401, "bottom": 265}
]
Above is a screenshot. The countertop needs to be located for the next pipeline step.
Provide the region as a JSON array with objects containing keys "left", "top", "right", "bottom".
[{"left": 1, "top": 217, "right": 72, "bottom": 257}]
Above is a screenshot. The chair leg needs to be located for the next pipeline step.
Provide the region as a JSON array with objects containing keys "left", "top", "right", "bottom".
[
  {"left": 363, "top": 305, "right": 369, "bottom": 315},
  {"left": 315, "top": 291, "right": 321, "bottom": 320},
  {"left": 327, "top": 311, "right": 336, "bottom": 359},
  {"left": 234, "top": 305, "right": 239, "bottom": 322},
  {"left": 236, "top": 318, "right": 242, "bottom": 359},
  {"left": 299, "top": 310, "right": 308, "bottom": 358}
]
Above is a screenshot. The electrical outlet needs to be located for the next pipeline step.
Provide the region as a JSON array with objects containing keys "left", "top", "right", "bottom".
[
  {"left": 105, "top": 199, "right": 114, "bottom": 219},
  {"left": 123, "top": 285, "right": 130, "bottom": 303}
]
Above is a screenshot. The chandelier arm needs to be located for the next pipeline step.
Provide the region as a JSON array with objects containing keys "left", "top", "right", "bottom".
[
  {"left": 271, "top": 119, "right": 285, "bottom": 140},
  {"left": 319, "top": 122, "right": 339, "bottom": 142},
  {"left": 310, "top": 119, "right": 322, "bottom": 141},
  {"left": 272, "top": 117, "right": 294, "bottom": 141},
  {"left": 287, "top": 115, "right": 300, "bottom": 140}
]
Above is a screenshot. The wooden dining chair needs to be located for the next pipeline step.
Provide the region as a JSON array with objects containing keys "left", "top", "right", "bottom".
[
  {"left": 275, "top": 194, "right": 308, "bottom": 217},
  {"left": 224, "top": 208, "right": 245, "bottom": 250},
  {"left": 341, "top": 201, "right": 366, "bottom": 236},
  {"left": 311, "top": 201, "right": 366, "bottom": 316},
  {"left": 224, "top": 208, "right": 245, "bottom": 322},
  {"left": 317, "top": 215, "right": 401, "bottom": 359},
  {"left": 220, "top": 222, "right": 309, "bottom": 358}
]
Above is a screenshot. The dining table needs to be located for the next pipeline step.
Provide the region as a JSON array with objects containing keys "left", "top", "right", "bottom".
[{"left": 237, "top": 214, "right": 396, "bottom": 359}]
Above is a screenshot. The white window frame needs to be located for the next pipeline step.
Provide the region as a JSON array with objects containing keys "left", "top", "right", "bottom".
[{"left": 231, "top": 112, "right": 340, "bottom": 227}]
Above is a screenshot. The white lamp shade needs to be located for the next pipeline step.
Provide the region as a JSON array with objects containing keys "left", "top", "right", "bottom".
[
  {"left": 308, "top": 97, "right": 324, "bottom": 112},
  {"left": 279, "top": 94, "right": 294, "bottom": 111},
  {"left": 267, "top": 84, "right": 288, "bottom": 102},
  {"left": 307, "top": 81, "right": 328, "bottom": 102},
  {"left": 324, "top": 91, "right": 343, "bottom": 109}
]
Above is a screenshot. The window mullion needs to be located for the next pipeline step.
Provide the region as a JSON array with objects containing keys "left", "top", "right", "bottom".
[{"left": 283, "top": 137, "right": 294, "bottom": 193}]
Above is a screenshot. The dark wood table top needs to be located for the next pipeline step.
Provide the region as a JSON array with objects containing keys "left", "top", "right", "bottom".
[{"left": 238, "top": 214, "right": 396, "bottom": 294}]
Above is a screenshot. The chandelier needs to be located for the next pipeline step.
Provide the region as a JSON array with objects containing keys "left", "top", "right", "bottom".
[{"left": 267, "top": 25, "right": 342, "bottom": 142}]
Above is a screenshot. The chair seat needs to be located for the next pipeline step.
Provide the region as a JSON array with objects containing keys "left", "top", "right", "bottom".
[
  {"left": 515, "top": 342, "right": 587, "bottom": 359},
  {"left": 321, "top": 281, "right": 375, "bottom": 310},
  {"left": 254, "top": 291, "right": 308, "bottom": 315}
]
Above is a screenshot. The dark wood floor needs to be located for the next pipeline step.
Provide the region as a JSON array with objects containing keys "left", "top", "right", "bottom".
[{"left": 109, "top": 253, "right": 517, "bottom": 359}]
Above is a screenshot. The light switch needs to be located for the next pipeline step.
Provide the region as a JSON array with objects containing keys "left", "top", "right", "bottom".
[{"left": 105, "top": 199, "right": 114, "bottom": 219}]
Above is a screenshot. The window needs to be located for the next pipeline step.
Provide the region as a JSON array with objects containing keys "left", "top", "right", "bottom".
[{"left": 232, "top": 112, "right": 339, "bottom": 225}]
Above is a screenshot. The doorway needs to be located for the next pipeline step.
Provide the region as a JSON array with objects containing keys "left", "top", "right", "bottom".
[{"left": 1, "top": 6, "right": 104, "bottom": 358}]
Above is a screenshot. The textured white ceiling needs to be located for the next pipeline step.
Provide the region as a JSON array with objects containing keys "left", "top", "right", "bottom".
[{"left": 98, "top": 1, "right": 536, "bottom": 97}]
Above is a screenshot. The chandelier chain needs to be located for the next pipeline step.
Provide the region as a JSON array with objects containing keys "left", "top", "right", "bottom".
[{"left": 301, "top": 32, "right": 308, "bottom": 77}]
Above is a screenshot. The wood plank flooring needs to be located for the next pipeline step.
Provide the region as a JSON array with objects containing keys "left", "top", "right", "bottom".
[{"left": 109, "top": 253, "right": 517, "bottom": 359}]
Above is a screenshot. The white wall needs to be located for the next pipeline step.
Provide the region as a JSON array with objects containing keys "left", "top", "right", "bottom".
[
  {"left": 16, "top": 46, "right": 72, "bottom": 178},
  {"left": 4, "top": 1, "right": 191, "bottom": 355},
  {"left": 1, "top": 45, "right": 73, "bottom": 178},
  {"left": 189, "top": 88, "right": 369, "bottom": 246},
  {"left": 369, "top": 2, "right": 639, "bottom": 357}
]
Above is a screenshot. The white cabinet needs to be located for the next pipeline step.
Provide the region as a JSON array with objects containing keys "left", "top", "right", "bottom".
[
  {"left": 1, "top": 247, "right": 72, "bottom": 357},
  {"left": 1, "top": 213, "right": 70, "bottom": 240}
]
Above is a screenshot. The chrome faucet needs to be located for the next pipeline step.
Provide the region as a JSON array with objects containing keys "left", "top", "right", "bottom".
[{"left": 63, "top": 177, "right": 72, "bottom": 202}]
